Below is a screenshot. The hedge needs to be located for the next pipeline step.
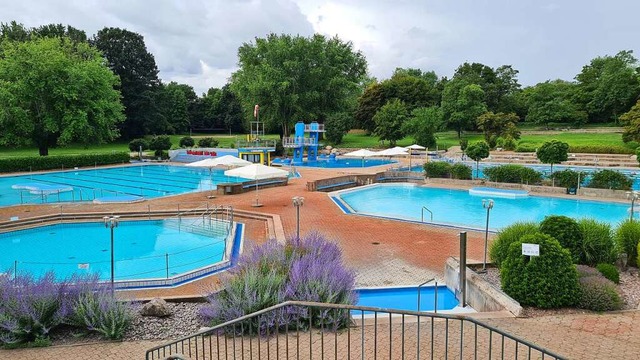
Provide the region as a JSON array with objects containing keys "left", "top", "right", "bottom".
[
  {"left": 568, "top": 145, "right": 634, "bottom": 154},
  {"left": 0, "top": 152, "right": 131, "bottom": 173}
]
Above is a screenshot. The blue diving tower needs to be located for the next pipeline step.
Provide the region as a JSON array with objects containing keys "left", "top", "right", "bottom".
[{"left": 283, "top": 121, "right": 325, "bottom": 165}]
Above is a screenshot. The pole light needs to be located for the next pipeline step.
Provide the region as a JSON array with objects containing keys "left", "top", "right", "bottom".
[
  {"left": 481, "top": 199, "right": 494, "bottom": 272},
  {"left": 626, "top": 191, "right": 639, "bottom": 221},
  {"left": 103, "top": 215, "right": 120, "bottom": 294},
  {"left": 292, "top": 196, "right": 305, "bottom": 239}
]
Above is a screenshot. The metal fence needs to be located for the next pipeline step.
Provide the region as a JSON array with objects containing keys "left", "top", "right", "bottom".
[{"left": 146, "top": 301, "right": 565, "bottom": 360}]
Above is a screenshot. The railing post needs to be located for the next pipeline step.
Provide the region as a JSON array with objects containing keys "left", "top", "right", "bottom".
[
  {"left": 165, "top": 253, "right": 169, "bottom": 279},
  {"left": 459, "top": 231, "right": 467, "bottom": 307},
  {"left": 434, "top": 281, "right": 438, "bottom": 314}
]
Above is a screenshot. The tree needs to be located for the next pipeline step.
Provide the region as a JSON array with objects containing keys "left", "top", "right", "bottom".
[
  {"left": 354, "top": 82, "right": 384, "bottom": 133},
  {"left": 620, "top": 100, "right": 640, "bottom": 142},
  {"left": 0, "top": 38, "right": 124, "bottom": 155},
  {"left": 373, "top": 99, "right": 408, "bottom": 146},
  {"left": 442, "top": 82, "right": 487, "bottom": 138},
  {"left": 575, "top": 50, "right": 640, "bottom": 123},
  {"left": 476, "top": 112, "right": 520, "bottom": 147},
  {"left": 158, "top": 82, "right": 190, "bottom": 134},
  {"left": 325, "top": 112, "right": 353, "bottom": 144},
  {"left": 231, "top": 33, "right": 367, "bottom": 137},
  {"left": 218, "top": 85, "right": 245, "bottom": 133},
  {"left": 92, "top": 27, "right": 161, "bottom": 138},
  {"left": 0, "top": 21, "right": 87, "bottom": 44},
  {"left": 523, "top": 80, "right": 586, "bottom": 127},
  {"left": 401, "top": 106, "right": 443, "bottom": 149},
  {"left": 536, "top": 140, "right": 569, "bottom": 180},
  {"left": 465, "top": 141, "right": 490, "bottom": 179}
]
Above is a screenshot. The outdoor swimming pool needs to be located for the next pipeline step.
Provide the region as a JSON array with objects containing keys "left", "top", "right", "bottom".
[
  {"left": 0, "top": 165, "right": 245, "bottom": 207},
  {"left": 355, "top": 285, "right": 459, "bottom": 313},
  {"left": 271, "top": 157, "right": 395, "bottom": 168},
  {"left": 334, "top": 183, "right": 630, "bottom": 230},
  {"left": 0, "top": 219, "right": 234, "bottom": 284}
]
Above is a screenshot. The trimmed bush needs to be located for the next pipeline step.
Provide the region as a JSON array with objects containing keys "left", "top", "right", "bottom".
[
  {"left": 578, "top": 219, "right": 618, "bottom": 266},
  {"left": 179, "top": 136, "right": 195, "bottom": 148},
  {"left": 424, "top": 161, "right": 451, "bottom": 178},
  {"left": 615, "top": 219, "right": 640, "bottom": 267},
  {"left": 450, "top": 163, "right": 472, "bottom": 180},
  {"left": 128, "top": 138, "right": 149, "bottom": 152},
  {"left": 551, "top": 169, "right": 586, "bottom": 189},
  {"left": 0, "top": 152, "right": 130, "bottom": 173},
  {"left": 577, "top": 276, "right": 623, "bottom": 311},
  {"left": 149, "top": 135, "right": 172, "bottom": 156},
  {"left": 587, "top": 169, "right": 633, "bottom": 190},
  {"left": 515, "top": 143, "right": 536, "bottom": 152},
  {"left": 501, "top": 233, "right": 579, "bottom": 308},
  {"left": 197, "top": 137, "right": 219, "bottom": 148},
  {"left": 596, "top": 263, "right": 620, "bottom": 284},
  {"left": 459, "top": 138, "right": 468, "bottom": 151},
  {"left": 569, "top": 145, "right": 634, "bottom": 155},
  {"left": 489, "top": 222, "right": 539, "bottom": 267},
  {"left": 201, "top": 233, "right": 356, "bottom": 334},
  {"left": 539, "top": 215, "right": 582, "bottom": 262},
  {"left": 483, "top": 164, "right": 542, "bottom": 184}
]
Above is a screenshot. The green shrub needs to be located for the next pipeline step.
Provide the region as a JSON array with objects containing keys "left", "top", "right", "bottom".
[
  {"left": 501, "top": 233, "right": 579, "bottom": 308},
  {"left": 515, "top": 143, "right": 536, "bottom": 152},
  {"left": 596, "top": 263, "right": 620, "bottom": 284},
  {"left": 587, "top": 169, "right": 633, "bottom": 190},
  {"left": 569, "top": 145, "right": 634, "bottom": 154},
  {"left": 577, "top": 276, "right": 623, "bottom": 311},
  {"left": 450, "top": 163, "right": 472, "bottom": 180},
  {"left": 459, "top": 138, "right": 468, "bottom": 151},
  {"left": 551, "top": 169, "right": 587, "bottom": 189},
  {"left": 576, "top": 264, "right": 601, "bottom": 278},
  {"left": 495, "top": 137, "right": 505, "bottom": 149},
  {"left": 128, "top": 138, "right": 149, "bottom": 152},
  {"left": 578, "top": 219, "right": 618, "bottom": 266},
  {"left": 489, "top": 222, "right": 540, "bottom": 267},
  {"left": 424, "top": 161, "right": 451, "bottom": 178},
  {"left": 539, "top": 215, "right": 582, "bottom": 262},
  {"left": 275, "top": 140, "right": 284, "bottom": 156},
  {"left": 198, "top": 137, "right": 219, "bottom": 148},
  {"left": 615, "top": 219, "right": 640, "bottom": 267},
  {"left": 0, "top": 152, "right": 130, "bottom": 173},
  {"left": 483, "top": 164, "right": 542, "bottom": 184},
  {"left": 68, "top": 291, "right": 132, "bottom": 340},
  {"left": 179, "top": 136, "right": 195, "bottom": 148},
  {"left": 149, "top": 135, "right": 172, "bottom": 156}
]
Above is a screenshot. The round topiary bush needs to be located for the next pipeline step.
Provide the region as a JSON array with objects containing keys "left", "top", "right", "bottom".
[
  {"left": 149, "top": 135, "right": 172, "bottom": 156},
  {"left": 489, "top": 222, "right": 539, "bottom": 267},
  {"left": 450, "top": 163, "right": 472, "bottom": 180},
  {"left": 198, "top": 137, "right": 219, "bottom": 148},
  {"left": 577, "top": 276, "right": 623, "bottom": 311},
  {"left": 539, "top": 215, "right": 582, "bottom": 262},
  {"left": 578, "top": 219, "right": 618, "bottom": 266},
  {"left": 615, "top": 219, "right": 640, "bottom": 267},
  {"left": 179, "top": 136, "right": 195, "bottom": 148},
  {"left": 423, "top": 161, "right": 451, "bottom": 178},
  {"left": 501, "top": 233, "right": 579, "bottom": 309},
  {"left": 128, "top": 138, "right": 149, "bottom": 152},
  {"left": 596, "top": 263, "right": 620, "bottom": 284}
]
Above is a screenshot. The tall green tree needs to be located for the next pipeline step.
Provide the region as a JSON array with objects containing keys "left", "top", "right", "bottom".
[
  {"left": 373, "top": 99, "right": 408, "bottom": 146},
  {"left": 451, "top": 62, "right": 521, "bottom": 114},
  {"left": 1, "top": 22, "right": 87, "bottom": 45},
  {"left": 0, "top": 37, "right": 124, "bottom": 155},
  {"left": 442, "top": 82, "right": 487, "bottom": 138},
  {"left": 230, "top": 33, "right": 367, "bottom": 137},
  {"left": 219, "top": 85, "right": 244, "bottom": 133},
  {"left": 476, "top": 112, "right": 520, "bottom": 147},
  {"left": 158, "top": 82, "right": 190, "bottom": 134},
  {"left": 325, "top": 112, "right": 353, "bottom": 144},
  {"left": 401, "top": 106, "right": 443, "bottom": 149},
  {"left": 92, "top": 27, "right": 161, "bottom": 138},
  {"left": 575, "top": 50, "right": 640, "bottom": 123},
  {"left": 620, "top": 100, "right": 640, "bottom": 142},
  {"left": 465, "top": 141, "right": 490, "bottom": 179},
  {"left": 523, "top": 80, "right": 587, "bottom": 127},
  {"left": 536, "top": 140, "right": 569, "bottom": 177},
  {"left": 354, "top": 82, "right": 385, "bottom": 133}
]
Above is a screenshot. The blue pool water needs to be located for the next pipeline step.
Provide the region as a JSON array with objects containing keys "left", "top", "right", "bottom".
[
  {"left": 0, "top": 165, "right": 246, "bottom": 207},
  {"left": 337, "top": 184, "right": 630, "bottom": 230},
  {"left": 272, "top": 157, "right": 395, "bottom": 168},
  {"left": 0, "top": 220, "right": 228, "bottom": 281},
  {"left": 355, "top": 286, "right": 458, "bottom": 312}
]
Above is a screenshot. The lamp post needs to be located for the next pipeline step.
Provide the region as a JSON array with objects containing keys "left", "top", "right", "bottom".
[
  {"left": 292, "top": 196, "right": 304, "bottom": 239},
  {"left": 481, "top": 199, "right": 494, "bottom": 272},
  {"left": 103, "top": 215, "right": 120, "bottom": 294},
  {"left": 626, "top": 191, "right": 639, "bottom": 221}
]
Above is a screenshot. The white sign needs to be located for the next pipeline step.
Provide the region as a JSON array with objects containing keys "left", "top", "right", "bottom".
[
  {"left": 522, "top": 243, "right": 540, "bottom": 257},
  {"left": 78, "top": 263, "right": 90, "bottom": 270}
]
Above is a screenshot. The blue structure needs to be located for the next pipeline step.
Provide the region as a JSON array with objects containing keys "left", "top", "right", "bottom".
[{"left": 283, "top": 121, "right": 325, "bottom": 165}]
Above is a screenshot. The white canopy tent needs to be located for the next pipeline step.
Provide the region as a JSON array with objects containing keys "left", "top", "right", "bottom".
[
  {"left": 405, "top": 144, "right": 426, "bottom": 169},
  {"left": 185, "top": 155, "right": 251, "bottom": 169},
  {"left": 377, "top": 146, "right": 408, "bottom": 156},
  {"left": 224, "top": 164, "right": 289, "bottom": 207},
  {"left": 343, "top": 149, "right": 379, "bottom": 167}
]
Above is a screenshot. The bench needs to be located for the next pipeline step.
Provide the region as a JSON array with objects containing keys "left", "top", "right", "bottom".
[
  {"left": 316, "top": 181, "right": 357, "bottom": 191},
  {"left": 242, "top": 179, "right": 286, "bottom": 189}
]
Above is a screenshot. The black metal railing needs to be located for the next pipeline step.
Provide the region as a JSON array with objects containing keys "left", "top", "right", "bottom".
[{"left": 146, "top": 301, "right": 565, "bottom": 360}]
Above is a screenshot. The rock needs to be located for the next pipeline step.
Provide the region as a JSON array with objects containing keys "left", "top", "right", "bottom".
[
  {"left": 331, "top": 149, "right": 338, "bottom": 154},
  {"left": 140, "top": 298, "right": 172, "bottom": 317},
  {"left": 325, "top": 145, "right": 333, "bottom": 151}
]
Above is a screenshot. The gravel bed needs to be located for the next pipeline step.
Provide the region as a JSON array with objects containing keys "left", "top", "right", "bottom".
[
  {"left": 125, "top": 301, "right": 207, "bottom": 341},
  {"left": 477, "top": 266, "right": 640, "bottom": 317}
]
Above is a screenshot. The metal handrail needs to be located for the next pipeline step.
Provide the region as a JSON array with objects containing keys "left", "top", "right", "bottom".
[
  {"left": 145, "top": 300, "right": 567, "bottom": 360},
  {"left": 421, "top": 206, "right": 433, "bottom": 222},
  {"left": 417, "top": 278, "right": 437, "bottom": 313}
]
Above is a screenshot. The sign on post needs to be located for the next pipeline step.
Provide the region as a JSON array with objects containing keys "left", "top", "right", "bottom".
[{"left": 522, "top": 243, "right": 540, "bottom": 257}]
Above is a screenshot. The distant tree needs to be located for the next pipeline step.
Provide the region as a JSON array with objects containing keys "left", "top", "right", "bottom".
[
  {"left": 465, "top": 141, "right": 490, "bottom": 179},
  {"left": 325, "top": 112, "right": 353, "bottom": 144},
  {"left": 536, "top": 140, "right": 569, "bottom": 180},
  {"left": 218, "top": 85, "right": 244, "bottom": 133},
  {"left": 476, "top": 112, "right": 520, "bottom": 147},
  {"left": 164, "top": 82, "right": 198, "bottom": 133},
  {"left": 442, "top": 82, "right": 487, "bottom": 138},
  {"left": 0, "top": 38, "right": 124, "bottom": 155},
  {"left": 575, "top": 50, "right": 640, "bottom": 123},
  {"left": 0, "top": 21, "right": 29, "bottom": 42},
  {"left": 231, "top": 33, "right": 367, "bottom": 137},
  {"left": 373, "top": 99, "right": 408, "bottom": 146},
  {"left": 158, "top": 83, "right": 190, "bottom": 134},
  {"left": 401, "top": 106, "right": 443, "bottom": 149},
  {"left": 0, "top": 21, "right": 87, "bottom": 44},
  {"left": 92, "top": 27, "right": 161, "bottom": 138},
  {"left": 523, "top": 80, "right": 587, "bottom": 127},
  {"left": 354, "top": 82, "right": 384, "bottom": 134},
  {"left": 383, "top": 71, "right": 441, "bottom": 110},
  {"left": 620, "top": 100, "right": 640, "bottom": 142}
]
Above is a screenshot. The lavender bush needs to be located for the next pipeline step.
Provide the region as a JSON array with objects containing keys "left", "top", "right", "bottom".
[
  {"left": 201, "top": 232, "right": 357, "bottom": 334},
  {"left": 68, "top": 289, "right": 132, "bottom": 340}
]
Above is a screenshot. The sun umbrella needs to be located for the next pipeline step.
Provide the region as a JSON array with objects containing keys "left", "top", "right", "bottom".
[
  {"left": 343, "top": 149, "right": 379, "bottom": 167},
  {"left": 224, "top": 164, "right": 289, "bottom": 207},
  {"left": 405, "top": 144, "right": 426, "bottom": 169},
  {"left": 186, "top": 155, "right": 251, "bottom": 169},
  {"left": 377, "top": 146, "right": 408, "bottom": 156}
]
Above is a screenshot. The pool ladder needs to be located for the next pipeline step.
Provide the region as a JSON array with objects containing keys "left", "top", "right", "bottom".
[
  {"left": 421, "top": 206, "right": 433, "bottom": 222},
  {"left": 417, "top": 278, "right": 438, "bottom": 313}
]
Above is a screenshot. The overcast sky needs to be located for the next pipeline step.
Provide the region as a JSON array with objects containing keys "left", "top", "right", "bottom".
[{"left": 3, "top": 0, "right": 639, "bottom": 94}]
